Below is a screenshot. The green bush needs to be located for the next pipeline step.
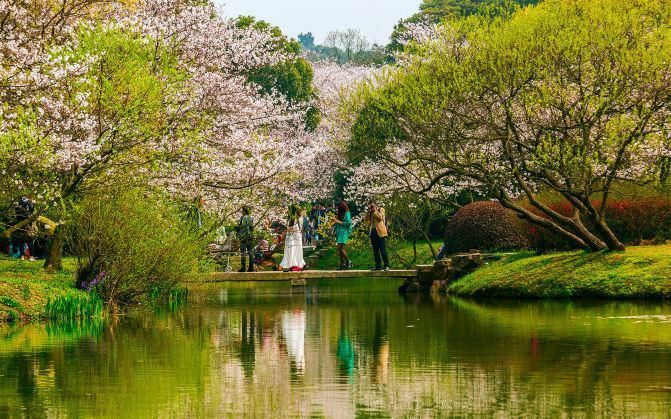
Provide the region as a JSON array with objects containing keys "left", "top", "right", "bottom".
[
  {"left": 444, "top": 201, "right": 530, "bottom": 254},
  {"left": 69, "top": 190, "right": 204, "bottom": 311}
]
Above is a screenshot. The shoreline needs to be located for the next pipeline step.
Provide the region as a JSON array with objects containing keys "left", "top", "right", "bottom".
[
  {"left": 448, "top": 245, "right": 671, "bottom": 299},
  {"left": 0, "top": 257, "right": 100, "bottom": 323},
  {"left": 3, "top": 243, "right": 671, "bottom": 323}
]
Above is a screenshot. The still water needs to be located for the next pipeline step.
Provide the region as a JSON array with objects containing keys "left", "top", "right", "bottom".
[{"left": 2, "top": 280, "right": 671, "bottom": 417}]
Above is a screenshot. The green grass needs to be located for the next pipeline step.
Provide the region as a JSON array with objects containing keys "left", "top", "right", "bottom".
[
  {"left": 0, "top": 256, "right": 99, "bottom": 322},
  {"left": 308, "top": 240, "right": 442, "bottom": 270},
  {"left": 449, "top": 244, "right": 671, "bottom": 298}
]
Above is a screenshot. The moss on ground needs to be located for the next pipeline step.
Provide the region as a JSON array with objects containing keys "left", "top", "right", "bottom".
[
  {"left": 449, "top": 245, "right": 671, "bottom": 299},
  {"left": 0, "top": 256, "right": 89, "bottom": 322}
]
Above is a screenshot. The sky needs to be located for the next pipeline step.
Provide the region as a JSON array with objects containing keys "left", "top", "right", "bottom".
[{"left": 214, "top": 0, "right": 422, "bottom": 45}]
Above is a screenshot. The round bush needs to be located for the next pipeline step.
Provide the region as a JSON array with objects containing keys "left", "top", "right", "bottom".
[{"left": 444, "top": 201, "right": 530, "bottom": 254}]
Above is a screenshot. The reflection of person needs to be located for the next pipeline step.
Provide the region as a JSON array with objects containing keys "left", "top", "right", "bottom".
[
  {"left": 337, "top": 316, "right": 355, "bottom": 380},
  {"left": 282, "top": 310, "right": 306, "bottom": 374},
  {"left": 366, "top": 200, "right": 389, "bottom": 271},
  {"left": 240, "top": 310, "right": 256, "bottom": 379},
  {"left": 237, "top": 206, "right": 254, "bottom": 272},
  {"left": 333, "top": 201, "right": 353, "bottom": 270},
  {"left": 372, "top": 312, "right": 389, "bottom": 384},
  {"left": 280, "top": 206, "right": 306, "bottom": 271}
]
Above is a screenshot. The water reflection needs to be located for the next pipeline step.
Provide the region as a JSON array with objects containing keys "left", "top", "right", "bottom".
[
  {"left": 1, "top": 286, "right": 671, "bottom": 417},
  {"left": 282, "top": 310, "right": 306, "bottom": 376}
]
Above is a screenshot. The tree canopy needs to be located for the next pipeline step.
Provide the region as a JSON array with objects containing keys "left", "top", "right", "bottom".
[
  {"left": 345, "top": 0, "right": 671, "bottom": 251},
  {"left": 388, "top": 0, "right": 541, "bottom": 52},
  {"left": 237, "top": 16, "right": 320, "bottom": 131}
]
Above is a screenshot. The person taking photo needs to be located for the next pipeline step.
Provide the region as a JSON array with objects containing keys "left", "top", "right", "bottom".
[{"left": 367, "top": 200, "right": 389, "bottom": 271}]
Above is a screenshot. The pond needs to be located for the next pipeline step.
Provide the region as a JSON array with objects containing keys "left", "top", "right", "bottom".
[{"left": 1, "top": 280, "right": 671, "bottom": 417}]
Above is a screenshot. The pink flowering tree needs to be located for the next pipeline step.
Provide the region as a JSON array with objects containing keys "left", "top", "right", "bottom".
[
  {"left": 1, "top": 1, "right": 205, "bottom": 269},
  {"left": 0, "top": 0, "right": 331, "bottom": 269}
]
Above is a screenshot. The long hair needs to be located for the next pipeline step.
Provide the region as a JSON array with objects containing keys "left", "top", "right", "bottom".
[
  {"left": 288, "top": 205, "right": 299, "bottom": 227},
  {"left": 337, "top": 200, "right": 349, "bottom": 221}
]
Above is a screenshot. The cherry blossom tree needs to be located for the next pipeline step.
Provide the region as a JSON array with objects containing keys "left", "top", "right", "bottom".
[{"left": 0, "top": 0, "right": 320, "bottom": 268}]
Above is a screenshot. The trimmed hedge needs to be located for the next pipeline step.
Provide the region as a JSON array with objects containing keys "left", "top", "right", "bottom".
[{"left": 444, "top": 201, "right": 531, "bottom": 254}]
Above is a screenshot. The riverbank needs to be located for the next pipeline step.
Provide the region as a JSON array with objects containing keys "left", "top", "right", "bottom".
[
  {"left": 448, "top": 244, "right": 671, "bottom": 299},
  {"left": 0, "top": 256, "right": 91, "bottom": 322}
]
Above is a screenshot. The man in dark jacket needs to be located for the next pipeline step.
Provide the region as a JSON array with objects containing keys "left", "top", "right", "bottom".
[{"left": 237, "top": 206, "right": 254, "bottom": 272}]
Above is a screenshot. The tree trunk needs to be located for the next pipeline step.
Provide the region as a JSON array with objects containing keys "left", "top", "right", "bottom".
[
  {"left": 44, "top": 225, "right": 65, "bottom": 272},
  {"left": 565, "top": 214, "right": 609, "bottom": 252},
  {"left": 423, "top": 231, "right": 438, "bottom": 259},
  {"left": 592, "top": 216, "right": 626, "bottom": 251},
  {"left": 498, "top": 196, "right": 608, "bottom": 252}
]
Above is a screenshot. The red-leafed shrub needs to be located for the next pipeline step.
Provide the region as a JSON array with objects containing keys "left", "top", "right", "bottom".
[
  {"left": 603, "top": 198, "right": 671, "bottom": 244},
  {"left": 444, "top": 201, "right": 531, "bottom": 254},
  {"left": 526, "top": 197, "right": 671, "bottom": 251},
  {"left": 525, "top": 202, "right": 577, "bottom": 251}
]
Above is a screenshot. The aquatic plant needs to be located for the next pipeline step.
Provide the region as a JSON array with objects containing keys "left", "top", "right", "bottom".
[{"left": 45, "top": 294, "right": 105, "bottom": 322}]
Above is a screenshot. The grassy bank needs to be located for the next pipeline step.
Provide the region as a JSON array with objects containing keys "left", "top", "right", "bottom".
[
  {"left": 309, "top": 240, "right": 441, "bottom": 271},
  {"left": 449, "top": 245, "right": 671, "bottom": 298},
  {"left": 0, "top": 256, "right": 98, "bottom": 323}
]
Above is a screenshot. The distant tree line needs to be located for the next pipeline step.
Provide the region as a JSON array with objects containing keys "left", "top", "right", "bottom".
[
  {"left": 298, "top": 30, "right": 389, "bottom": 65},
  {"left": 298, "top": 0, "right": 542, "bottom": 64}
]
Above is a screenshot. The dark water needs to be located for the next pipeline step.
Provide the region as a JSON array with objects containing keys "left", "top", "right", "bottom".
[{"left": 2, "top": 280, "right": 671, "bottom": 417}]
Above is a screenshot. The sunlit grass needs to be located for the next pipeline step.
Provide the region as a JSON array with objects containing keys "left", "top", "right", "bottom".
[
  {"left": 450, "top": 244, "right": 671, "bottom": 298},
  {"left": 0, "top": 256, "right": 95, "bottom": 322}
]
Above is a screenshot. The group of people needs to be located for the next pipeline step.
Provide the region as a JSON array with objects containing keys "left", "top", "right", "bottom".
[
  {"left": 332, "top": 200, "right": 390, "bottom": 271},
  {"left": 235, "top": 199, "right": 390, "bottom": 273},
  {"left": 1, "top": 197, "right": 55, "bottom": 261}
]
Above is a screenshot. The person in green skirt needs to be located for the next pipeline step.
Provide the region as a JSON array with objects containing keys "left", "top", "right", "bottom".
[{"left": 333, "top": 200, "right": 353, "bottom": 270}]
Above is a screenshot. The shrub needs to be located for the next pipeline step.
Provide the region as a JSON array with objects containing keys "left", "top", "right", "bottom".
[
  {"left": 69, "top": 190, "right": 205, "bottom": 311},
  {"left": 444, "top": 201, "right": 531, "bottom": 254},
  {"left": 604, "top": 198, "right": 671, "bottom": 245},
  {"left": 526, "top": 197, "right": 671, "bottom": 251}
]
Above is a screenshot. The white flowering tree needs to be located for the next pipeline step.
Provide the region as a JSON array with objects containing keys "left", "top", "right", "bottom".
[
  {"left": 1, "top": 0, "right": 203, "bottom": 269},
  {"left": 0, "top": 0, "right": 346, "bottom": 269}
]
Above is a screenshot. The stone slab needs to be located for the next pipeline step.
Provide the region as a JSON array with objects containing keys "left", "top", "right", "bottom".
[{"left": 188, "top": 269, "right": 418, "bottom": 283}]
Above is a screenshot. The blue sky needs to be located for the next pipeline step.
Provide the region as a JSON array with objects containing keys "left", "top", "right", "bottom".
[{"left": 215, "top": 0, "right": 422, "bottom": 45}]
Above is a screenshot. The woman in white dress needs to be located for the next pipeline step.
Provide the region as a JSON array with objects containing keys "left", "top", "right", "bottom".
[{"left": 280, "top": 206, "right": 306, "bottom": 271}]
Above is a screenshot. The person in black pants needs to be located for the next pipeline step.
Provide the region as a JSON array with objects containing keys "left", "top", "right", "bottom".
[
  {"left": 236, "top": 206, "right": 254, "bottom": 272},
  {"left": 367, "top": 201, "right": 390, "bottom": 271}
]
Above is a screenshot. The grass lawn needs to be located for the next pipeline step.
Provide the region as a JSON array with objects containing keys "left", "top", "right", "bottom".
[
  {"left": 449, "top": 244, "right": 671, "bottom": 298},
  {"left": 0, "top": 256, "right": 87, "bottom": 322},
  {"left": 308, "top": 240, "right": 442, "bottom": 271}
]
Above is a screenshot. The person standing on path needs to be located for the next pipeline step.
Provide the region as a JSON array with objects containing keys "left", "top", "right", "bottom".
[
  {"left": 333, "top": 200, "right": 353, "bottom": 270},
  {"left": 237, "top": 206, "right": 254, "bottom": 272},
  {"left": 280, "top": 205, "right": 307, "bottom": 271},
  {"left": 367, "top": 200, "right": 390, "bottom": 271}
]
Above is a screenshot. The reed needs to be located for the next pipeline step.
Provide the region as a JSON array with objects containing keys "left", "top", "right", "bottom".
[{"left": 45, "top": 293, "right": 105, "bottom": 321}]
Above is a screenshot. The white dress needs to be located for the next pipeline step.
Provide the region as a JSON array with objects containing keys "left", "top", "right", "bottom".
[{"left": 280, "top": 222, "right": 306, "bottom": 270}]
